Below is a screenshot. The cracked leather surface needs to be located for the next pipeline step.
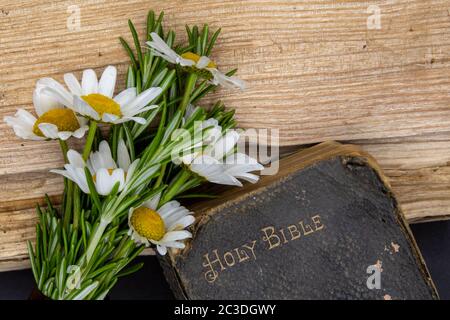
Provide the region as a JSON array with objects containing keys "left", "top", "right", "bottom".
[{"left": 161, "top": 156, "right": 438, "bottom": 300}]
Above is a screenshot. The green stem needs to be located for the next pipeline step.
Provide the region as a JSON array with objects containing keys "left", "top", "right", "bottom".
[
  {"left": 160, "top": 169, "right": 191, "bottom": 205},
  {"left": 84, "top": 189, "right": 127, "bottom": 264},
  {"left": 72, "top": 186, "right": 81, "bottom": 230},
  {"left": 59, "top": 139, "right": 73, "bottom": 229},
  {"left": 59, "top": 139, "right": 69, "bottom": 162},
  {"left": 85, "top": 218, "right": 109, "bottom": 263},
  {"left": 82, "top": 121, "right": 98, "bottom": 161},
  {"left": 154, "top": 163, "right": 167, "bottom": 188},
  {"left": 63, "top": 182, "right": 74, "bottom": 230},
  {"left": 178, "top": 73, "right": 197, "bottom": 115}
]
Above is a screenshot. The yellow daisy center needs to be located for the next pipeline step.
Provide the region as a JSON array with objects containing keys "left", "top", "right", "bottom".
[
  {"left": 130, "top": 207, "right": 165, "bottom": 241},
  {"left": 81, "top": 93, "right": 122, "bottom": 117},
  {"left": 181, "top": 52, "right": 217, "bottom": 68},
  {"left": 32, "top": 109, "right": 80, "bottom": 137}
]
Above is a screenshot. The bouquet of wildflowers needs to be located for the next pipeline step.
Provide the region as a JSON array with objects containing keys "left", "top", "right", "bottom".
[{"left": 4, "top": 11, "right": 262, "bottom": 300}]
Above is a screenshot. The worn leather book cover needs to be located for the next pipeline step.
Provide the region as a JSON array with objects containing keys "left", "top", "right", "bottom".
[{"left": 159, "top": 141, "right": 438, "bottom": 300}]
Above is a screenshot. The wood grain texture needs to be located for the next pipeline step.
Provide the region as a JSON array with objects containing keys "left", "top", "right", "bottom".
[
  {"left": 356, "top": 133, "right": 450, "bottom": 223},
  {"left": 0, "top": 0, "right": 449, "bottom": 271}
]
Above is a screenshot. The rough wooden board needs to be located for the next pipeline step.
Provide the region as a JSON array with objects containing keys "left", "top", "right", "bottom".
[
  {"left": 1, "top": 0, "right": 450, "bottom": 145},
  {"left": 0, "top": 0, "right": 449, "bottom": 271},
  {"left": 355, "top": 133, "right": 450, "bottom": 223}
]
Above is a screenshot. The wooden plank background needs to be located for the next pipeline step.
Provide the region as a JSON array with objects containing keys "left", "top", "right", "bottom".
[{"left": 0, "top": 0, "right": 449, "bottom": 271}]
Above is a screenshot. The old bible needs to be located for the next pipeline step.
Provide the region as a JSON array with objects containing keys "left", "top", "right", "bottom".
[{"left": 159, "top": 141, "right": 438, "bottom": 299}]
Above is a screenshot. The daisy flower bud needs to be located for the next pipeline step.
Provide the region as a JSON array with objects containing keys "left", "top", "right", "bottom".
[{"left": 51, "top": 140, "right": 138, "bottom": 196}]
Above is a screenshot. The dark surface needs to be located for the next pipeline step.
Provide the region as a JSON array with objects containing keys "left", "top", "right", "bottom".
[
  {"left": 165, "top": 157, "right": 438, "bottom": 299},
  {"left": 0, "top": 255, "right": 174, "bottom": 300},
  {"left": 411, "top": 221, "right": 450, "bottom": 299},
  {"left": 0, "top": 221, "right": 448, "bottom": 300}
]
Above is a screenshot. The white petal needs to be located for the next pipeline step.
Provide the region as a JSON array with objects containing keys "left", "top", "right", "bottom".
[
  {"left": 121, "top": 87, "right": 162, "bottom": 115},
  {"left": 81, "top": 69, "right": 98, "bottom": 95},
  {"left": 77, "top": 115, "right": 88, "bottom": 126},
  {"left": 37, "top": 123, "right": 59, "bottom": 139},
  {"left": 134, "top": 104, "right": 159, "bottom": 113},
  {"left": 232, "top": 172, "right": 260, "bottom": 183},
  {"left": 156, "top": 245, "right": 167, "bottom": 255},
  {"left": 67, "top": 149, "right": 85, "bottom": 168},
  {"left": 161, "top": 230, "right": 192, "bottom": 242},
  {"left": 55, "top": 165, "right": 89, "bottom": 194},
  {"left": 36, "top": 78, "right": 73, "bottom": 107},
  {"left": 209, "top": 68, "right": 246, "bottom": 90},
  {"left": 33, "top": 83, "right": 63, "bottom": 116},
  {"left": 113, "top": 87, "right": 137, "bottom": 106},
  {"left": 191, "top": 155, "right": 220, "bottom": 165},
  {"left": 130, "top": 229, "right": 150, "bottom": 247},
  {"left": 72, "top": 125, "right": 89, "bottom": 139},
  {"left": 209, "top": 130, "right": 240, "bottom": 160},
  {"left": 98, "top": 66, "right": 117, "bottom": 98},
  {"left": 101, "top": 113, "right": 119, "bottom": 123},
  {"left": 63, "top": 73, "right": 82, "bottom": 96},
  {"left": 165, "top": 211, "right": 191, "bottom": 228},
  {"left": 57, "top": 131, "right": 73, "bottom": 140},
  {"left": 143, "top": 192, "right": 161, "bottom": 211},
  {"left": 94, "top": 168, "right": 114, "bottom": 195},
  {"left": 163, "top": 207, "right": 192, "bottom": 228},
  {"left": 125, "top": 159, "right": 140, "bottom": 184},
  {"left": 14, "top": 109, "right": 37, "bottom": 125},
  {"left": 224, "top": 154, "right": 264, "bottom": 174},
  {"left": 99, "top": 140, "right": 114, "bottom": 164},
  {"left": 161, "top": 241, "right": 186, "bottom": 249},
  {"left": 146, "top": 32, "right": 185, "bottom": 65},
  {"left": 110, "top": 168, "right": 126, "bottom": 192},
  {"left": 50, "top": 169, "right": 74, "bottom": 181},
  {"left": 88, "top": 140, "right": 116, "bottom": 171},
  {"left": 180, "top": 153, "right": 198, "bottom": 165},
  {"left": 190, "top": 161, "right": 243, "bottom": 186},
  {"left": 158, "top": 201, "right": 181, "bottom": 218},
  {"left": 114, "top": 116, "right": 146, "bottom": 124},
  {"left": 225, "top": 152, "right": 259, "bottom": 165},
  {"left": 178, "top": 57, "right": 196, "bottom": 67},
  {"left": 117, "top": 139, "right": 131, "bottom": 171},
  {"left": 4, "top": 109, "right": 36, "bottom": 130},
  {"left": 189, "top": 162, "right": 221, "bottom": 180},
  {"left": 4, "top": 110, "right": 43, "bottom": 141},
  {"left": 167, "top": 215, "right": 195, "bottom": 231},
  {"left": 129, "top": 116, "right": 147, "bottom": 124},
  {"left": 72, "top": 96, "right": 100, "bottom": 120},
  {"left": 196, "top": 56, "right": 211, "bottom": 69}
]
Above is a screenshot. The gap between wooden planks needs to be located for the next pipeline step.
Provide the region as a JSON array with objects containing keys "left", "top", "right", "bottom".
[{"left": 0, "top": 0, "right": 449, "bottom": 271}]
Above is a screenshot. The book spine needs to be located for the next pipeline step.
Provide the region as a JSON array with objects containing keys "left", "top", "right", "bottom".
[{"left": 158, "top": 255, "right": 187, "bottom": 300}]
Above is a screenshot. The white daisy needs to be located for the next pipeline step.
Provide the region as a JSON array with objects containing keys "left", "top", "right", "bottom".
[
  {"left": 128, "top": 197, "right": 195, "bottom": 255},
  {"left": 146, "top": 32, "right": 246, "bottom": 90},
  {"left": 181, "top": 122, "right": 263, "bottom": 186},
  {"left": 51, "top": 140, "right": 138, "bottom": 196},
  {"left": 3, "top": 81, "right": 88, "bottom": 141},
  {"left": 39, "top": 65, "right": 163, "bottom": 125}
]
